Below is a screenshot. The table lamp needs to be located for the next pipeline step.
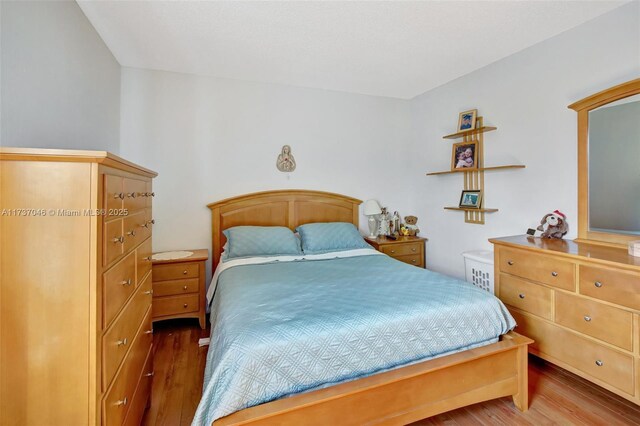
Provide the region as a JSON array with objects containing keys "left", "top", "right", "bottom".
[{"left": 363, "top": 199, "right": 382, "bottom": 238}]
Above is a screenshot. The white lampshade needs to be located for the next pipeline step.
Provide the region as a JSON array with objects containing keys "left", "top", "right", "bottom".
[{"left": 363, "top": 199, "right": 382, "bottom": 216}]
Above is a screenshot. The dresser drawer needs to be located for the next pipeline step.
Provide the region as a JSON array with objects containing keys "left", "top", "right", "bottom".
[
  {"left": 499, "top": 248, "right": 575, "bottom": 291},
  {"left": 103, "top": 274, "right": 153, "bottom": 390},
  {"left": 104, "top": 174, "right": 124, "bottom": 217},
  {"left": 123, "top": 211, "right": 145, "bottom": 253},
  {"left": 380, "top": 243, "right": 422, "bottom": 257},
  {"left": 123, "top": 346, "right": 153, "bottom": 426},
  {"left": 579, "top": 265, "right": 640, "bottom": 311},
  {"left": 393, "top": 253, "right": 424, "bottom": 268},
  {"left": 104, "top": 219, "right": 124, "bottom": 266},
  {"left": 153, "top": 294, "right": 199, "bottom": 317},
  {"left": 153, "top": 262, "right": 199, "bottom": 281},
  {"left": 103, "top": 251, "right": 137, "bottom": 328},
  {"left": 137, "top": 237, "right": 153, "bottom": 283},
  {"left": 103, "top": 307, "right": 153, "bottom": 426},
  {"left": 511, "top": 310, "right": 634, "bottom": 395},
  {"left": 499, "top": 273, "right": 552, "bottom": 320},
  {"left": 153, "top": 278, "right": 199, "bottom": 297},
  {"left": 555, "top": 292, "right": 632, "bottom": 351},
  {"left": 123, "top": 177, "right": 147, "bottom": 212}
]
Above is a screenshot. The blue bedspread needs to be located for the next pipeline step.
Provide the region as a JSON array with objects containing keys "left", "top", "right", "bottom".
[{"left": 193, "top": 254, "right": 515, "bottom": 425}]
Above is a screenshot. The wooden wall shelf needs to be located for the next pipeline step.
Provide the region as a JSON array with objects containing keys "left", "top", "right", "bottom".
[
  {"left": 444, "top": 207, "right": 499, "bottom": 213},
  {"left": 442, "top": 126, "right": 497, "bottom": 140},
  {"left": 426, "top": 164, "right": 525, "bottom": 176}
]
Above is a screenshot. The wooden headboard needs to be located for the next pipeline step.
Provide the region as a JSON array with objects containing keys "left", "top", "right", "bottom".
[{"left": 207, "top": 189, "right": 362, "bottom": 270}]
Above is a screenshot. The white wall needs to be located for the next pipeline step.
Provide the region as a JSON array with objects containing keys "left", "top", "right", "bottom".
[
  {"left": 409, "top": 1, "right": 640, "bottom": 279},
  {"left": 1, "top": 1, "right": 120, "bottom": 152},
  {"left": 120, "top": 68, "right": 413, "bottom": 277}
]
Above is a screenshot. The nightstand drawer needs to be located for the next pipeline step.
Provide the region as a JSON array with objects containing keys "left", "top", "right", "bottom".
[
  {"left": 499, "top": 273, "right": 552, "bottom": 320},
  {"left": 380, "top": 243, "right": 422, "bottom": 257},
  {"left": 394, "top": 254, "right": 424, "bottom": 268},
  {"left": 153, "top": 294, "right": 199, "bottom": 317},
  {"left": 153, "top": 262, "right": 199, "bottom": 281},
  {"left": 555, "top": 292, "right": 632, "bottom": 351},
  {"left": 499, "top": 247, "right": 575, "bottom": 291},
  {"left": 153, "top": 278, "right": 199, "bottom": 297}
]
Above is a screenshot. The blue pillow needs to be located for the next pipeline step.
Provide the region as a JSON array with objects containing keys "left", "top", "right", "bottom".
[
  {"left": 222, "top": 226, "right": 302, "bottom": 260},
  {"left": 295, "top": 222, "right": 370, "bottom": 254}
]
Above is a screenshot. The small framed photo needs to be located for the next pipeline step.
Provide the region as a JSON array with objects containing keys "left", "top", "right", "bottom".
[
  {"left": 459, "top": 190, "right": 482, "bottom": 209},
  {"left": 451, "top": 141, "right": 478, "bottom": 171},
  {"left": 457, "top": 109, "right": 477, "bottom": 132}
]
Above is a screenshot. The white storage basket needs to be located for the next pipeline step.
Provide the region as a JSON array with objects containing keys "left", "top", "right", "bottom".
[{"left": 462, "top": 250, "right": 494, "bottom": 294}]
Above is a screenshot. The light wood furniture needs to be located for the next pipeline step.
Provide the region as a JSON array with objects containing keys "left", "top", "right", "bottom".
[
  {"left": 0, "top": 148, "right": 157, "bottom": 425},
  {"left": 364, "top": 235, "right": 427, "bottom": 268},
  {"left": 426, "top": 118, "right": 525, "bottom": 224},
  {"left": 206, "top": 189, "right": 531, "bottom": 425},
  {"left": 569, "top": 78, "right": 640, "bottom": 247},
  {"left": 491, "top": 235, "right": 640, "bottom": 405},
  {"left": 152, "top": 249, "right": 208, "bottom": 329}
]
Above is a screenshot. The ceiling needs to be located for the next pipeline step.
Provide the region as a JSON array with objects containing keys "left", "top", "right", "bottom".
[{"left": 78, "top": 1, "right": 627, "bottom": 99}]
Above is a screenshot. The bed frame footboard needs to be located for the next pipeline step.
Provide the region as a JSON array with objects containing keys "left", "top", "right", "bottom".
[{"left": 213, "top": 331, "right": 532, "bottom": 426}]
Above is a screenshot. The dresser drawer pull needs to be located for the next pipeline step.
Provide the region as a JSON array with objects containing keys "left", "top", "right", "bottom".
[
  {"left": 112, "top": 236, "right": 125, "bottom": 244},
  {"left": 115, "top": 397, "right": 128, "bottom": 406},
  {"left": 594, "top": 281, "right": 603, "bottom": 288},
  {"left": 595, "top": 360, "right": 604, "bottom": 367},
  {"left": 183, "top": 285, "right": 188, "bottom": 290},
  {"left": 145, "top": 371, "right": 154, "bottom": 377},
  {"left": 126, "top": 192, "right": 137, "bottom": 198},
  {"left": 411, "top": 259, "right": 416, "bottom": 264},
  {"left": 518, "top": 293, "right": 525, "bottom": 299},
  {"left": 551, "top": 271, "right": 558, "bottom": 277},
  {"left": 183, "top": 303, "right": 188, "bottom": 308},
  {"left": 121, "top": 278, "right": 132, "bottom": 286},
  {"left": 144, "top": 329, "right": 153, "bottom": 335},
  {"left": 126, "top": 229, "right": 136, "bottom": 237},
  {"left": 507, "top": 260, "right": 514, "bottom": 266},
  {"left": 116, "top": 338, "right": 128, "bottom": 346},
  {"left": 143, "top": 290, "right": 153, "bottom": 295},
  {"left": 183, "top": 270, "right": 188, "bottom": 275},
  {"left": 390, "top": 250, "right": 395, "bottom": 254},
  {"left": 411, "top": 247, "right": 416, "bottom": 252},
  {"left": 584, "top": 315, "right": 592, "bottom": 322},
  {"left": 114, "top": 193, "right": 125, "bottom": 200}
]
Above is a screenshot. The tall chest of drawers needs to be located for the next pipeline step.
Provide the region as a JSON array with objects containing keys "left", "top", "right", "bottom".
[
  {"left": 491, "top": 235, "right": 640, "bottom": 404},
  {"left": 0, "top": 148, "right": 157, "bottom": 425}
]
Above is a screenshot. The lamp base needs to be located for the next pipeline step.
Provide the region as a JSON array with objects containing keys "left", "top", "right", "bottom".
[{"left": 367, "top": 216, "right": 378, "bottom": 239}]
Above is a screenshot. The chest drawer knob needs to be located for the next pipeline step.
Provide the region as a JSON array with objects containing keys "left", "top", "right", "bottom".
[
  {"left": 126, "top": 192, "right": 137, "bottom": 198},
  {"left": 411, "top": 259, "right": 416, "bottom": 264},
  {"left": 183, "top": 303, "right": 188, "bottom": 308},
  {"left": 143, "top": 289, "right": 153, "bottom": 295},
  {"left": 390, "top": 250, "right": 396, "bottom": 254},
  {"left": 144, "top": 371, "right": 154, "bottom": 377},
  {"left": 595, "top": 360, "right": 604, "bottom": 367},
  {"left": 594, "top": 281, "right": 603, "bottom": 288},
  {"left": 143, "top": 256, "right": 152, "bottom": 261},
  {"left": 112, "top": 236, "right": 125, "bottom": 244},
  {"left": 144, "top": 329, "right": 153, "bottom": 335},
  {"left": 121, "top": 278, "right": 132, "bottom": 286},
  {"left": 115, "top": 397, "right": 128, "bottom": 406},
  {"left": 114, "top": 193, "right": 125, "bottom": 200},
  {"left": 551, "top": 271, "right": 558, "bottom": 277},
  {"left": 126, "top": 229, "right": 136, "bottom": 237},
  {"left": 507, "top": 260, "right": 514, "bottom": 266},
  {"left": 518, "top": 293, "right": 525, "bottom": 299},
  {"left": 116, "top": 338, "right": 128, "bottom": 346},
  {"left": 584, "top": 315, "right": 592, "bottom": 322},
  {"left": 150, "top": 192, "right": 155, "bottom": 197}
]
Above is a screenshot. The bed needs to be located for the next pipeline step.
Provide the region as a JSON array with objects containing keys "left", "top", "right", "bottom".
[{"left": 196, "top": 190, "right": 531, "bottom": 426}]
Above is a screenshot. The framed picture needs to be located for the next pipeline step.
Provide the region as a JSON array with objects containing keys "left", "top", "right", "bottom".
[
  {"left": 459, "top": 190, "right": 482, "bottom": 209},
  {"left": 457, "top": 109, "right": 477, "bottom": 132},
  {"left": 451, "top": 141, "right": 478, "bottom": 171}
]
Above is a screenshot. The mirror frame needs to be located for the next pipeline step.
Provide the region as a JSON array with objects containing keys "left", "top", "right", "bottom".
[{"left": 569, "top": 78, "right": 640, "bottom": 247}]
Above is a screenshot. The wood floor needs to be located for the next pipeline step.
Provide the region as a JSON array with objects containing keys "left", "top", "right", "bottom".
[{"left": 142, "top": 320, "right": 640, "bottom": 426}]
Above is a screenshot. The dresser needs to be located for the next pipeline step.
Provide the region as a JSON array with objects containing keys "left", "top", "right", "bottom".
[
  {"left": 151, "top": 249, "right": 208, "bottom": 329},
  {"left": 491, "top": 235, "right": 640, "bottom": 404},
  {"left": 0, "top": 148, "right": 157, "bottom": 425},
  {"left": 365, "top": 236, "right": 427, "bottom": 268}
]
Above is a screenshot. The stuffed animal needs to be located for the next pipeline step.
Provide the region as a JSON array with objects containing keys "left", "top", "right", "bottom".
[
  {"left": 536, "top": 210, "right": 569, "bottom": 239},
  {"left": 401, "top": 215, "right": 420, "bottom": 236}
]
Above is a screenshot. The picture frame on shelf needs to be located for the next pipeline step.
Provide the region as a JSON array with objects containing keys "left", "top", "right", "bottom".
[
  {"left": 459, "top": 190, "right": 482, "bottom": 209},
  {"left": 451, "top": 141, "right": 478, "bottom": 171},
  {"left": 457, "top": 109, "right": 477, "bottom": 132}
]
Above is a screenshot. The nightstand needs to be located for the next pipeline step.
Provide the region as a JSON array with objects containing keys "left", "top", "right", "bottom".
[
  {"left": 151, "top": 249, "right": 208, "bottom": 329},
  {"left": 365, "top": 236, "right": 427, "bottom": 268}
]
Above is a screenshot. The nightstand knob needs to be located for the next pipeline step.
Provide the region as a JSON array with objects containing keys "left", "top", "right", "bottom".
[
  {"left": 183, "top": 303, "right": 188, "bottom": 308},
  {"left": 390, "top": 250, "right": 395, "bottom": 254},
  {"left": 411, "top": 248, "right": 416, "bottom": 252},
  {"left": 411, "top": 259, "right": 416, "bottom": 264},
  {"left": 183, "top": 285, "right": 188, "bottom": 290},
  {"left": 183, "top": 270, "right": 188, "bottom": 275}
]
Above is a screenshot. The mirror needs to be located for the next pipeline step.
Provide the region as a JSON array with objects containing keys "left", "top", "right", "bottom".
[
  {"left": 588, "top": 94, "right": 640, "bottom": 236},
  {"left": 570, "top": 79, "right": 640, "bottom": 247}
]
